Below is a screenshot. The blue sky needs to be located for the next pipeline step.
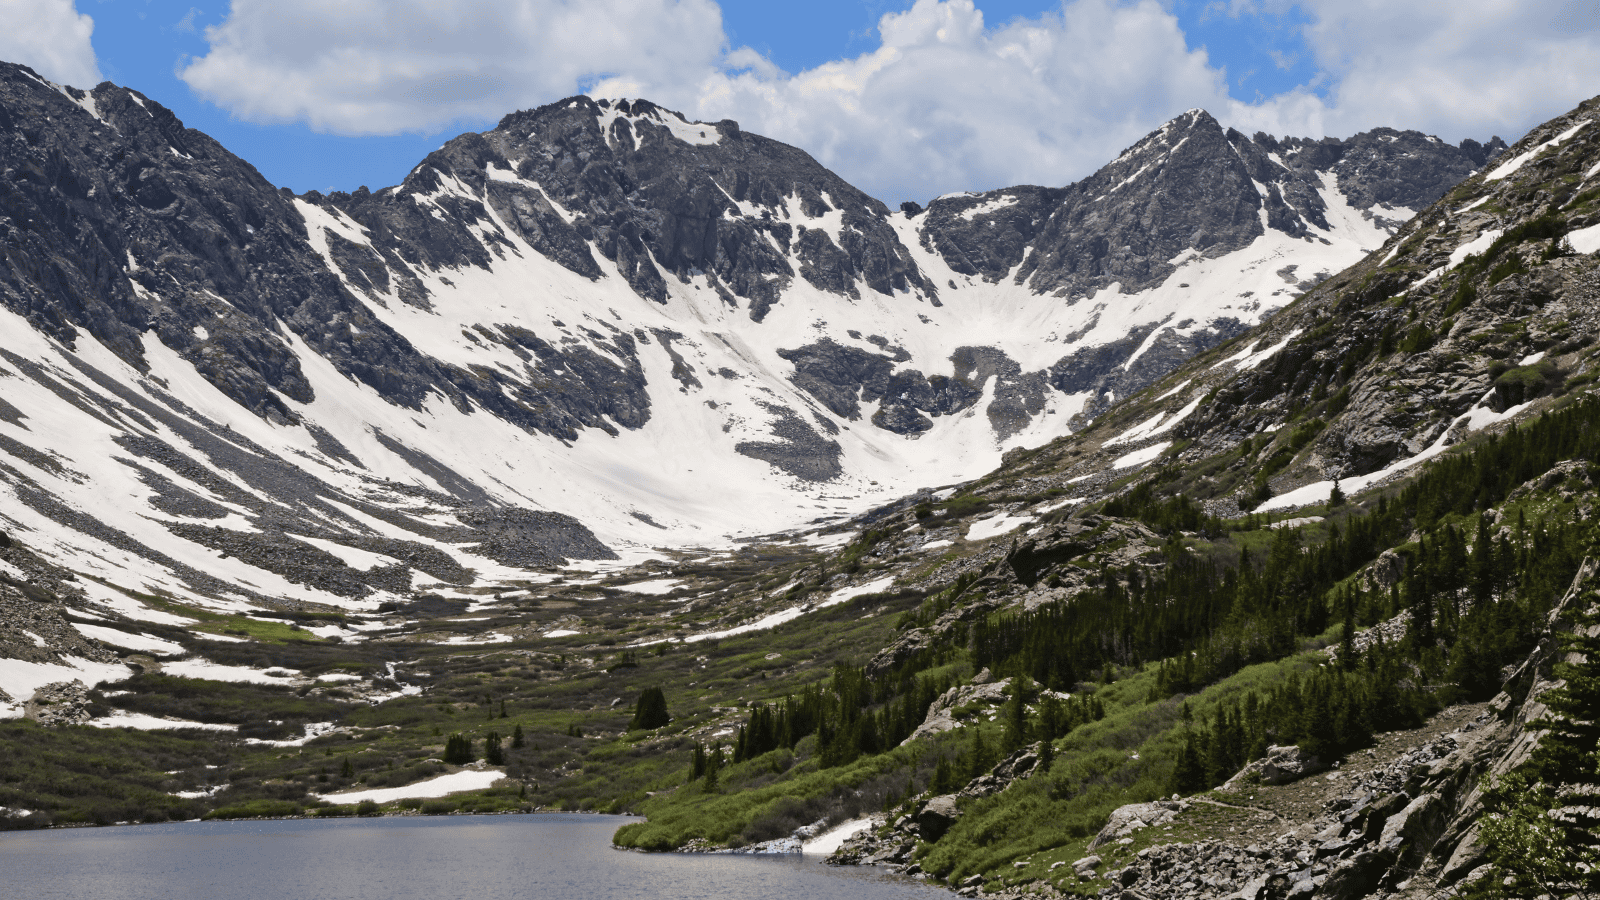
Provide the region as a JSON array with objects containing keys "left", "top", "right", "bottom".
[{"left": 6, "top": 1, "right": 1596, "bottom": 203}]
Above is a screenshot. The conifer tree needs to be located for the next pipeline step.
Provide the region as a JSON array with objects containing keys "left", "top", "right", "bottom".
[
  {"left": 1001, "top": 677, "right": 1030, "bottom": 754},
  {"left": 1482, "top": 602, "right": 1600, "bottom": 896},
  {"left": 629, "top": 687, "right": 671, "bottom": 731},
  {"left": 443, "top": 733, "right": 473, "bottom": 765}
]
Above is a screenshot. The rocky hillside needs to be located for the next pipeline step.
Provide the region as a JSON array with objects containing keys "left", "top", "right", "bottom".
[
  {"left": 588, "top": 93, "right": 1600, "bottom": 899},
  {"left": 0, "top": 59, "right": 1502, "bottom": 618}
]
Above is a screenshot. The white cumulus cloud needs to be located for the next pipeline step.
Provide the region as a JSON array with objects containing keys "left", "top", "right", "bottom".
[
  {"left": 1226, "top": 0, "right": 1600, "bottom": 146},
  {"left": 178, "top": 0, "right": 726, "bottom": 134},
  {"left": 0, "top": 0, "right": 102, "bottom": 88},
  {"left": 615, "top": 0, "right": 1236, "bottom": 204},
  {"left": 176, "top": 0, "right": 1600, "bottom": 202}
]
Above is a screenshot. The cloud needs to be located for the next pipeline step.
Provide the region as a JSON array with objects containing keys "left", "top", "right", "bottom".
[
  {"left": 1226, "top": 0, "right": 1600, "bottom": 145},
  {"left": 607, "top": 0, "right": 1234, "bottom": 203},
  {"left": 178, "top": 0, "right": 726, "bottom": 134},
  {"left": 0, "top": 0, "right": 102, "bottom": 88},
  {"left": 177, "top": 0, "right": 1600, "bottom": 202}
]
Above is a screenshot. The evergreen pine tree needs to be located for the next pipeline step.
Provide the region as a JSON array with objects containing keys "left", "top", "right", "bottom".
[
  {"left": 1339, "top": 587, "right": 1357, "bottom": 670},
  {"left": 511, "top": 724, "right": 525, "bottom": 749},
  {"left": 1481, "top": 603, "right": 1600, "bottom": 895},
  {"left": 629, "top": 687, "right": 671, "bottom": 730},
  {"left": 443, "top": 733, "right": 474, "bottom": 765},
  {"left": 1172, "top": 730, "right": 1207, "bottom": 794},
  {"left": 485, "top": 730, "right": 504, "bottom": 765},
  {"left": 1001, "top": 677, "right": 1030, "bottom": 754}
]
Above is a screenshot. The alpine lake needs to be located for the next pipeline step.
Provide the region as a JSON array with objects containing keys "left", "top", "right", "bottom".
[{"left": 0, "top": 813, "right": 955, "bottom": 899}]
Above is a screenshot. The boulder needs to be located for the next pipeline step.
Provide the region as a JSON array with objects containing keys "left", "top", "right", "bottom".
[
  {"left": 1224, "top": 745, "right": 1327, "bottom": 788},
  {"left": 917, "top": 795, "right": 963, "bottom": 841},
  {"left": 1090, "top": 799, "right": 1187, "bottom": 849},
  {"left": 1369, "top": 549, "right": 1407, "bottom": 588}
]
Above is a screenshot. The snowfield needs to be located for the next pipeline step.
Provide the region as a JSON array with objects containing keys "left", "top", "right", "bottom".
[{"left": 316, "top": 769, "right": 506, "bottom": 805}]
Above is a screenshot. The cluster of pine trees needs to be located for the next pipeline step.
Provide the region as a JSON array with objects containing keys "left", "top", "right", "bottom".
[
  {"left": 718, "top": 663, "right": 955, "bottom": 770},
  {"left": 985, "top": 396, "right": 1600, "bottom": 699},
  {"left": 1171, "top": 646, "right": 1435, "bottom": 793}
]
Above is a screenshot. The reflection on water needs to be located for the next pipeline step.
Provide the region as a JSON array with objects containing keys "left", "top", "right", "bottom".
[{"left": 0, "top": 814, "right": 955, "bottom": 900}]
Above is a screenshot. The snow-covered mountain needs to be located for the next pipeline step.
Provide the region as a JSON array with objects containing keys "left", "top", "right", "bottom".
[{"left": 0, "top": 62, "right": 1501, "bottom": 611}]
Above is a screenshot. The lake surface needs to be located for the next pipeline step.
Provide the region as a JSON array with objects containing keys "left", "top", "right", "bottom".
[{"left": 0, "top": 814, "right": 954, "bottom": 900}]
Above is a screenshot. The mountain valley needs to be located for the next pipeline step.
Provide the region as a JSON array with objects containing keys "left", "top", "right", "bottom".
[{"left": 1, "top": 58, "right": 1598, "bottom": 900}]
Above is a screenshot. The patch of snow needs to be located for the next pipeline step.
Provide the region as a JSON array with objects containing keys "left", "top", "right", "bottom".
[
  {"left": 966, "top": 513, "right": 1037, "bottom": 542},
  {"left": 285, "top": 534, "right": 401, "bottom": 572},
  {"left": 684, "top": 607, "right": 807, "bottom": 644},
  {"left": 1566, "top": 221, "right": 1600, "bottom": 255},
  {"left": 1106, "top": 394, "right": 1203, "bottom": 447},
  {"left": 801, "top": 531, "right": 854, "bottom": 549},
  {"left": 959, "top": 195, "right": 1020, "bottom": 220},
  {"left": 1155, "top": 379, "right": 1191, "bottom": 401},
  {"left": 440, "top": 633, "right": 513, "bottom": 645},
  {"left": 0, "top": 656, "right": 131, "bottom": 702},
  {"left": 921, "top": 539, "right": 953, "bottom": 550},
  {"left": 160, "top": 659, "right": 300, "bottom": 685},
  {"left": 1449, "top": 229, "right": 1504, "bottom": 269},
  {"left": 612, "top": 579, "right": 681, "bottom": 595},
  {"left": 1217, "top": 330, "right": 1302, "bottom": 373},
  {"left": 317, "top": 769, "right": 505, "bottom": 805},
  {"left": 70, "top": 622, "right": 184, "bottom": 656},
  {"left": 245, "top": 721, "right": 342, "bottom": 747},
  {"left": 544, "top": 629, "right": 580, "bottom": 638},
  {"left": 821, "top": 576, "right": 896, "bottom": 607},
  {"left": 1486, "top": 120, "right": 1592, "bottom": 181},
  {"left": 1258, "top": 395, "right": 1534, "bottom": 512},
  {"left": 78, "top": 582, "right": 197, "bottom": 625},
  {"left": 1034, "top": 497, "right": 1082, "bottom": 514},
  {"left": 87, "top": 712, "right": 236, "bottom": 731},
  {"left": 1112, "top": 441, "right": 1172, "bottom": 470},
  {"left": 1520, "top": 351, "right": 1546, "bottom": 366},
  {"left": 803, "top": 817, "right": 873, "bottom": 855}
]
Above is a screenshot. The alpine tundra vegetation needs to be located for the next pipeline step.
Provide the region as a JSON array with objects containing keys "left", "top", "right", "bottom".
[{"left": 1, "top": 53, "right": 1600, "bottom": 900}]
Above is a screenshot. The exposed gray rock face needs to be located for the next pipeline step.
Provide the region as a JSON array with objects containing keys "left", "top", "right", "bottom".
[
  {"left": 898, "top": 678, "right": 1013, "bottom": 745},
  {"left": 919, "top": 111, "right": 1499, "bottom": 302},
  {"left": 732, "top": 403, "right": 843, "bottom": 481},
  {"left": 331, "top": 96, "right": 935, "bottom": 320}
]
